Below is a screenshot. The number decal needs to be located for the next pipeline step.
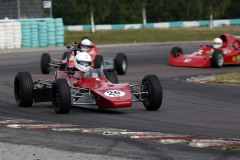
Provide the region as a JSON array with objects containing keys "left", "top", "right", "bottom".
[
  {"left": 104, "top": 90, "right": 125, "bottom": 97},
  {"left": 184, "top": 59, "right": 192, "bottom": 63}
]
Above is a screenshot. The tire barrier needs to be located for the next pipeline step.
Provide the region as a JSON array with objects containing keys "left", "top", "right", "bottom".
[
  {"left": 55, "top": 18, "right": 64, "bottom": 46},
  {"left": 46, "top": 19, "right": 56, "bottom": 47},
  {"left": 21, "top": 21, "right": 31, "bottom": 48},
  {"left": 38, "top": 22, "right": 48, "bottom": 47},
  {"left": 30, "top": 21, "right": 39, "bottom": 48},
  {"left": 0, "top": 18, "right": 64, "bottom": 49},
  {"left": 5, "top": 21, "right": 15, "bottom": 49},
  {"left": 13, "top": 21, "right": 22, "bottom": 49}
]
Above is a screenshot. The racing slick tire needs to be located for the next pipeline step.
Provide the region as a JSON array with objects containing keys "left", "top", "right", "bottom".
[
  {"left": 41, "top": 53, "right": 51, "bottom": 74},
  {"left": 52, "top": 78, "right": 71, "bottom": 114},
  {"left": 141, "top": 75, "right": 163, "bottom": 111},
  {"left": 94, "top": 55, "right": 104, "bottom": 69},
  {"left": 171, "top": 47, "right": 183, "bottom": 58},
  {"left": 14, "top": 72, "right": 33, "bottom": 107},
  {"left": 210, "top": 49, "right": 224, "bottom": 68},
  {"left": 62, "top": 51, "right": 68, "bottom": 60},
  {"left": 103, "top": 69, "right": 119, "bottom": 84},
  {"left": 114, "top": 53, "right": 127, "bottom": 75}
]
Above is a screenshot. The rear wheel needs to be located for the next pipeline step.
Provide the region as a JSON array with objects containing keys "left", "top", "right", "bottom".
[
  {"left": 52, "top": 78, "right": 71, "bottom": 114},
  {"left": 211, "top": 49, "right": 224, "bottom": 68},
  {"left": 103, "top": 69, "right": 119, "bottom": 84},
  {"left": 141, "top": 75, "right": 163, "bottom": 110},
  {"left": 41, "top": 53, "right": 51, "bottom": 74},
  {"left": 114, "top": 53, "right": 127, "bottom": 75},
  {"left": 171, "top": 47, "right": 183, "bottom": 58},
  {"left": 14, "top": 72, "right": 33, "bottom": 107},
  {"left": 94, "top": 55, "right": 104, "bottom": 69}
]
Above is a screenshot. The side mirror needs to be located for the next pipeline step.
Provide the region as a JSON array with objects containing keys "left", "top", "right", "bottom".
[
  {"left": 200, "top": 44, "right": 204, "bottom": 47},
  {"left": 66, "top": 45, "right": 71, "bottom": 49}
]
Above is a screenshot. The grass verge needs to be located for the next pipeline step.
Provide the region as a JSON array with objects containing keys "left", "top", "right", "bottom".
[
  {"left": 64, "top": 27, "right": 240, "bottom": 45},
  {"left": 207, "top": 72, "right": 240, "bottom": 85}
]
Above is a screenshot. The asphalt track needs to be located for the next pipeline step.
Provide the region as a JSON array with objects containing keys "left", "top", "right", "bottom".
[{"left": 0, "top": 42, "right": 240, "bottom": 159}]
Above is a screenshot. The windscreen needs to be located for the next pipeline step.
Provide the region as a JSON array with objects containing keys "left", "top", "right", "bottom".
[{"left": 83, "top": 69, "right": 105, "bottom": 78}]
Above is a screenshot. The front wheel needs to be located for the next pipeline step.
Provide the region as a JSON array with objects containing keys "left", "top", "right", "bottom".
[
  {"left": 41, "top": 53, "right": 51, "bottom": 74},
  {"left": 171, "top": 47, "right": 183, "bottom": 58},
  {"left": 141, "top": 75, "right": 163, "bottom": 111},
  {"left": 114, "top": 53, "right": 127, "bottom": 75},
  {"left": 14, "top": 72, "right": 33, "bottom": 107},
  {"left": 103, "top": 69, "right": 119, "bottom": 84},
  {"left": 94, "top": 55, "right": 104, "bottom": 69},
  {"left": 52, "top": 78, "right": 71, "bottom": 114},
  {"left": 211, "top": 49, "right": 224, "bottom": 68}
]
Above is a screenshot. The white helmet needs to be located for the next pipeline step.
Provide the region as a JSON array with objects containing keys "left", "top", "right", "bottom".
[
  {"left": 81, "top": 39, "right": 92, "bottom": 51},
  {"left": 213, "top": 38, "right": 223, "bottom": 48},
  {"left": 74, "top": 52, "right": 92, "bottom": 72}
]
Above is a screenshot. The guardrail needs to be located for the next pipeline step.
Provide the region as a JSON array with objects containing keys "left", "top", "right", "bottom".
[{"left": 64, "top": 19, "right": 240, "bottom": 31}]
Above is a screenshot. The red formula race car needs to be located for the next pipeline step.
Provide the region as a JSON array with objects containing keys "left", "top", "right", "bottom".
[
  {"left": 14, "top": 48, "right": 163, "bottom": 114},
  {"left": 41, "top": 41, "right": 127, "bottom": 75},
  {"left": 169, "top": 34, "right": 240, "bottom": 68}
]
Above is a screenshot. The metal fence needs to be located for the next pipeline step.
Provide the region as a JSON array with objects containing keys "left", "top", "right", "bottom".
[{"left": 0, "top": 0, "right": 51, "bottom": 19}]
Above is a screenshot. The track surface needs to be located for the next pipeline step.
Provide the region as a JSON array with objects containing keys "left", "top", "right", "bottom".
[{"left": 0, "top": 42, "right": 240, "bottom": 159}]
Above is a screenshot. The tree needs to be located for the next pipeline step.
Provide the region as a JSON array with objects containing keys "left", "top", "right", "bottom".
[
  {"left": 103, "top": 0, "right": 142, "bottom": 24},
  {"left": 53, "top": 0, "right": 111, "bottom": 25},
  {"left": 53, "top": 0, "right": 88, "bottom": 25},
  {"left": 53, "top": 0, "right": 234, "bottom": 25}
]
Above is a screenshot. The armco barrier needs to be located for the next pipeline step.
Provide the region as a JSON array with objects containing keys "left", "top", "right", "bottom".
[
  {"left": 0, "top": 18, "right": 64, "bottom": 49},
  {"left": 65, "top": 19, "right": 240, "bottom": 31}
]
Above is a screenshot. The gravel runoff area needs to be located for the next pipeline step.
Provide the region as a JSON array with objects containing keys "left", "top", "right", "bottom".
[
  {"left": 0, "top": 142, "right": 131, "bottom": 160},
  {"left": 184, "top": 74, "right": 216, "bottom": 83}
]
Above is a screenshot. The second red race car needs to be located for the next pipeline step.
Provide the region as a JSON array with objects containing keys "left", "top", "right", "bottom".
[
  {"left": 41, "top": 37, "right": 127, "bottom": 75},
  {"left": 169, "top": 34, "right": 240, "bottom": 68}
]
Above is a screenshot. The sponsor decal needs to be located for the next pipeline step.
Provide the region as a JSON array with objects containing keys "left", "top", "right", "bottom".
[
  {"left": 232, "top": 56, "right": 236, "bottom": 62},
  {"left": 104, "top": 90, "right": 125, "bottom": 97},
  {"left": 184, "top": 59, "right": 192, "bottom": 63},
  {"left": 237, "top": 55, "right": 240, "bottom": 62},
  {"left": 223, "top": 50, "right": 231, "bottom": 54},
  {"left": 196, "top": 50, "right": 203, "bottom": 55},
  {"left": 206, "top": 50, "right": 212, "bottom": 54}
]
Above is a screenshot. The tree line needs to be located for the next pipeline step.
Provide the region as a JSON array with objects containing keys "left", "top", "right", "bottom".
[{"left": 53, "top": 0, "right": 240, "bottom": 25}]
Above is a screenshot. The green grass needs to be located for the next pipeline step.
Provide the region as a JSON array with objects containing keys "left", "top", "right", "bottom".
[
  {"left": 207, "top": 72, "right": 240, "bottom": 85},
  {"left": 64, "top": 27, "right": 240, "bottom": 45},
  {"left": 221, "top": 146, "right": 240, "bottom": 150}
]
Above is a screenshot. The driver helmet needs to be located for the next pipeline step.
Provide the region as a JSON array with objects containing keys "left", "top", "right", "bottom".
[
  {"left": 213, "top": 38, "right": 223, "bottom": 48},
  {"left": 74, "top": 52, "right": 92, "bottom": 72},
  {"left": 81, "top": 39, "right": 92, "bottom": 51}
]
